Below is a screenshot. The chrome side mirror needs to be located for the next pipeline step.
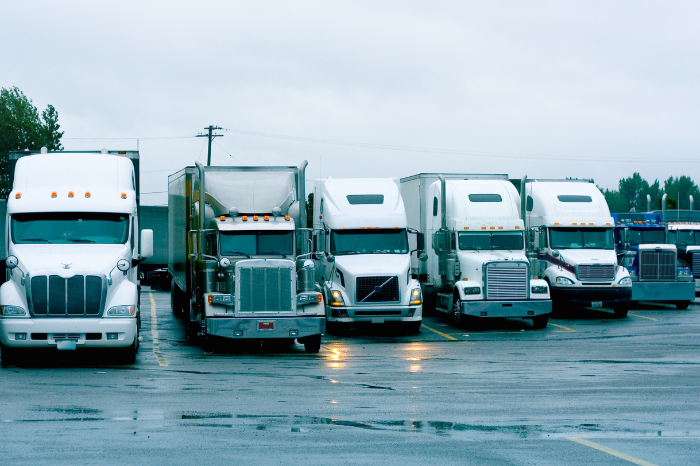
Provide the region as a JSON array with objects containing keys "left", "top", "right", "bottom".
[
  {"left": 6, "top": 256, "right": 18, "bottom": 269},
  {"left": 419, "top": 252, "right": 428, "bottom": 262},
  {"left": 326, "top": 253, "right": 335, "bottom": 263},
  {"left": 219, "top": 257, "right": 231, "bottom": 269}
]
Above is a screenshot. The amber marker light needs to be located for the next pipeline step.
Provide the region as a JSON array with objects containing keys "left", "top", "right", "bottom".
[
  {"left": 208, "top": 295, "right": 213, "bottom": 304},
  {"left": 264, "top": 215, "right": 269, "bottom": 221},
  {"left": 481, "top": 227, "right": 486, "bottom": 230},
  {"left": 121, "top": 193, "right": 127, "bottom": 199},
  {"left": 490, "top": 226, "right": 495, "bottom": 230},
  {"left": 85, "top": 192, "right": 91, "bottom": 198},
  {"left": 242, "top": 216, "right": 248, "bottom": 221},
  {"left": 68, "top": 191, "right": 74, "bottom": 198},
  {"left": 285, "top": 215, "right": 290, "bottom": 221},
  {"left": 51, "top": 192, "right": 57, "bottom": 198},
  {"left": 15, "top": 193, "right": 21, "bottom": 199},
  {"left": 220, "top": 216, "right": 226, "bottom": 221},
  {"left": 253, "top": 216, "right": 259, "bottom": 221}
]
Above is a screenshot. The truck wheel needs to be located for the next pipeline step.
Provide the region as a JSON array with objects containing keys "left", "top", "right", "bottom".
[
  {"left": 613, "top": 306, "right": 629, "bottom": 318},
  {"left": 171, "top": 281, "right": 185, "bottom": 318},
  {"left": 114, "top": 339, "right": 138, "bottom": 365},
  {"left": 676, "top": 301, "right": 690, "bottom": 310},
  {"left": 185, "top": 322, "right": 202, "bottom": 345},
  {"left": 0, "top": 344, "right": 20, "bottom": 366},
  {"left": 531, "top": 315, "right": 549, "bottom": 329},
  {"left": 404, "top": 321, "right": 422, "bottom": 334},
  {"left": 302, "top": 334, "right": 322, "bottom": 353},
  {"left": 325, "top": 321, "right": 345, "bottom": 335}
]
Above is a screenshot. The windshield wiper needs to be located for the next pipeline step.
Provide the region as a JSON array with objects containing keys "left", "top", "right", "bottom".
[
  {"left": 224, "top": 251, "right": 251, "bottom": 258},
  {"left": 67, "top": 239, "right": 96, "bottom": 243},
  {"left": 333, "top": 251, "right": 360, "bottom": 255},
  {"left": 19, "top": 238, "right": 51, "bottom": 243}
]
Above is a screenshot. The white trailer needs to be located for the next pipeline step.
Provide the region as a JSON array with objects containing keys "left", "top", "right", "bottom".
[
  {"left": 0, "top": 149, "right": 153, "bottom": 364},
  {"left": 523, "top": 179, "right": 632, "bottom": 317},
  {"left": 401, "top": 174, "right": 551, "bottom": 328},
  {"left": 312, "top": 178, "right": 423, "bottom": 334}
]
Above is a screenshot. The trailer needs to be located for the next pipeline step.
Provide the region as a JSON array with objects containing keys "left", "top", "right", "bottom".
[
  {"left": 401, "top": 173, "right": 551, "bottom": 328},
  {"left": 168, "top": 162, "right": 325, "bottom": 352}
]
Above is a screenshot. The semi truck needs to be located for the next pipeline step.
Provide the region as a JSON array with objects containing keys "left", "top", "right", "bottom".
[
  {"left": 665, "top": 221, "right": 700, "bottom": 296},
  {"left": 0, "top": 148, "right": 153, "bottom": 364},
  {"left": 400, "top": 174, "right": 551, "bottom": 328},
  {"left": 168, "top": 162, "right": 325, "bottom": 352},
  {"left": 611, "top": 212, "right": 694, "bottom": 309},
  {"left": 523, "top": 179, "right": 632, "bottom": 317},
  {"left": 312, "top": 177, "right": 424, "bottom": 334}
]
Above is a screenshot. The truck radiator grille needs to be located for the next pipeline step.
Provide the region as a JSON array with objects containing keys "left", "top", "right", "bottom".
[
  {"left": 485, "top": 263, "right": 528, "bottom": 300},
  {"left": 238, "top": 267, "right": 293, "bottom": 313},
  {"left": 639, "top": 250, "right": 676, "bottom": 281},
  {"left": 356, "top": 276, "right": 399, "bottom": 303},
  {"left": 577, "top": 264, "right": 615, "bottom": 281},
  {"left": 693, "top": 253, "right": 700, "bottom": 278},
  {"left": 30, "top": 275, "right": 104, "bottom": 317}
]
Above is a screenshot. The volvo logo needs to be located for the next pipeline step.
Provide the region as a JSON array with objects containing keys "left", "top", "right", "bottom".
[{"left": 61, "top": 263, "right": 72, "bottom": 269}]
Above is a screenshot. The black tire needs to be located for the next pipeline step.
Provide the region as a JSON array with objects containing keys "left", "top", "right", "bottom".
[
  {"left": 531, "top": 315, "right": 549, "bottom": 329},
  {"left": 676, "top": 300, "right": 690, "bottom": 310},
  {"left": 171, "top": 280, "right": 185, "bottom": 318},
  {"left": 613, "top": 306, "right": 629, "bottom": 318},
  {"left": 302, "top": 334, "right": 322, "bottom": 353},
  {"left": 404, "top": 321, "right": 422, "bottom": 335},
  {"left": 325, "top": 321, "right": 345, "bottom": 336},
  {"left": 185, "top": 322, "right": 202, "bottom": 345},
  {"left": 114, "top": 339, "right": 137, "bottom": 365},
  {"left": 0, "top": 344, "right": 20, "bottom": 366}
]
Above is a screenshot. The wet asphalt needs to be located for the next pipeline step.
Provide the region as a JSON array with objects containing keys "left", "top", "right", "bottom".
[{"left": 1, "top": 290, "right": 699, "bottom": 465}]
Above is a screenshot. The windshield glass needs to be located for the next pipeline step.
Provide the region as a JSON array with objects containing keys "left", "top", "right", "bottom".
[
  {"left": 627, "top": 228, "right": 665, "bottom": 245},
  {"left": 220, "top": 231, "right": 293, "bottom": 256},
  {"left": 458, "top": 232, "right": 524, "bottom": 250},
  {"left": 12, "top": 212, "right": 129, "bottom": 244},
  {"left": 331, "top": 229, "right": 408, "bottom": 255},
  {"left": 678, "top": 230, "right": 700, "bottom": 246},
  {"left": 550, "top": 228, "right": 613, "bottom": 250}
]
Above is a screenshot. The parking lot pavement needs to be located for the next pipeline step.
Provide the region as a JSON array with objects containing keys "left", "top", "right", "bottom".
[{"left": 1, "top": 289, "right": 699, "bottom": 465}]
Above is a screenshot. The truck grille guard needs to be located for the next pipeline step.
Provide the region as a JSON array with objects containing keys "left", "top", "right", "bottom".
[{"left": 24, "top": 270, "right": 108, "bottom": 318}]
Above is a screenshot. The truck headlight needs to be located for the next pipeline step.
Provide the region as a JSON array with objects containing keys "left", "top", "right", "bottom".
[
  {"left": 410, "top": 288, "right": 422, "bottom": 305},
  {"left": 531, "top": 285, "right": 548, "bottom": 294},
  {"left": 106, "top": 305, "right": 135, "bottom": 316},
  {"left": 0, "top": 306, "right": 27, "bottom": 316},
  {"left": 617, "top": 277, "right": 632, "bottom": 286},
  {"left": 628, "top": 269, "right": 637, "bottom": 277},
  {"left": 462, "top": 286, "right": 481, "bottom": 295},
  {"left": 555, "top": 277, "right": 574, "bottom": 285},
  {"left": 330, "top": 290, "right": 345, "bottom": 307},
  {"left": 678, "top": 269, "right": 692, "bottom": 277}
]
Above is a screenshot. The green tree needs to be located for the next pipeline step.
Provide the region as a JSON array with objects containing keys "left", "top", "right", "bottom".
[
  {"left": 663, "top": 176, "right": 700, "bottom": 210},
  {"left": 0, "top": 87, "right": 64, "bottom": 196}
]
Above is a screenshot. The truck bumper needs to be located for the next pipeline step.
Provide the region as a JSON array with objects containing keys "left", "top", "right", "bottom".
[
  {"left": 0, "top": 318, "right": 137, "bottom": 349},
  {"left": 206, "top": 316, "right": 325, "bottom": 340},
  {"left": 631, "top": 281, "right": 696, "bottom": 302},
  {"left": 459, "top": 300, "right": 551, "bottom": 318},
  {"left": 326, "top": 305, "right": 422, "bottom": 323},
  {"left": 549, "top": 286, "right": 632, "bottom": 307}
]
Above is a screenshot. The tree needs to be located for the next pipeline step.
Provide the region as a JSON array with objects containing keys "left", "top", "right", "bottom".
[
  {"left": 0, "top": 87, "right": 64, "bottom": 196},
  {"left": 663, "top": 176, "right": 700, "bottom": 210}
]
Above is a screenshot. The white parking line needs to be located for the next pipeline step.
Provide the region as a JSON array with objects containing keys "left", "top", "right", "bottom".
[{"left": 567, "top": 437, "right": 658, "bottom": 466}]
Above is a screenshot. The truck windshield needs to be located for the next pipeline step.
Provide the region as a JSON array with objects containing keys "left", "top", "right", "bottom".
[
  {"left": 678, "top": 230, "right": 700, "bottom": 246},
  {"left": 11, "top": 212, "right": 129, "bottom": 244},
  {"left": 220, "top": 231, "right": 294, "bottom": 256},
  {"left": 458, "top": 232, "right": 524, "bottom": 250},
  {"left": 550, "top": 228, "right": 613, "bottom": 250},
  {"left": 331, "top": 229, "right": 408, "bottom": 255},
  {"left": 627, "top": 228, "right": 665, "bottom": 245}
]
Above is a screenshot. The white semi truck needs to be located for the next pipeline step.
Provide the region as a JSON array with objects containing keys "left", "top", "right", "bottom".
[
  {"left": 0, "top": 149, "right": 153, "bottom": 364},
  {"left": 168, "top": 162, "right": 325, "bottom": 352},
  {"left": 401, "top": 174, "right": 551, "bottom": 328},
  {"left": 312, "top": 178, "right": 424, "bottom": 334},
  {"left": 523, "top": 179, "right": 632, "bottom": 317}
]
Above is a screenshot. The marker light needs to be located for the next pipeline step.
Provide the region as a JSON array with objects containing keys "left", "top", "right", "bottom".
[
  {"left": 464, "top": 227, "right": 469, "bottom": 230},
  {"left": 481, "top": 227, "right": 486, "bottom": 230},
  {"left": 498, "top": 227, "right": 503, "bottom": 229},
  {"left": 253, "top": 216, "right": 259, "bottom": 221},
  {"left": 242, "top": 216, "right": 248, "bottom": 221},
  {"left": 85, "top": 192, "right": 91, "bottom": 198},
  {"left": 515, "top": 226, "right": 519, "bottom": 229},
  {"left": 490, "top": 226, "right": 495, "bottom": 230},
  {"left": 285, "top": 215, "right": 290, "bottom": 221},
  {"left": 51, "top": 192, "right": 57, "bottom": 198},
  {"left": 330, "top": 290, "right": 345, "bottom": 307},
  {"left": 555, "top": 223, "right": 559, "bottom": 225},
  {"left": 15, "top": 193, "right": 21, "bottom": 199},
  {"left": 68, "top": 191, "right": 74, "bottom": 198},
  {"left": 264, "top": 216, "right": 270, "bottom": 221},
  {"left": 220, "top": 216, "right": 225, "bottom": 221},
  {"left": 589, "top": 223, "right": 593, "bottom": 225},
  {"left": 121, "top": 193, "right": 127, "bottom": 199}
]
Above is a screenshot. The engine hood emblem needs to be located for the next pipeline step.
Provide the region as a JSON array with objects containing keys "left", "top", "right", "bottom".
[{"left": 62, "top": 263, "right": 72, "bottom": 269}]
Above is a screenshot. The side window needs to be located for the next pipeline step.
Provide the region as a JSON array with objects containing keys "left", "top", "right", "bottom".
[
  {"left": 130, "top": 217, "right": 135, "bottom": 250},
  {"left": 433, "top": 197, "right": 438, "bottom": 216}
]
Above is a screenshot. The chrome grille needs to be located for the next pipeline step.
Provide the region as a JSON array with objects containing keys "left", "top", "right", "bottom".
[
  {"left": 356, "top": 276, "right": 399, "bottom": 303},
  {"left": 53, "top": 333, "right": 81, "bottom": 340},
  {"left": 485, "top": 263, "right": 528, "bottom": 300},
  {"left": 238, "top": 266, "right": 293, "bottom": 313},
  {"left": 693, "top": 253, "right": 700, "bottom": 278},
  {"left": 577, "top": 264, "right": 615, "bottom": 281},
  {"left": 30, "top": 275, "right": 104, "bottom": 317},
  {"left": 639, "top": 250, "right": 676, "bottom": 281}
]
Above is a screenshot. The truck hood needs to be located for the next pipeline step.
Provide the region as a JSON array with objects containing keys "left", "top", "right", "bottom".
[
  {"left": 558, "top": 249, "right": 617, "bottom": 266},
  {"left": 457, "top": 250, "right": 527, "bottom": 266},
  {"left": 10, "top": 244, "right": 131, "bottom": 276},
  {"left": 334, "top": 254, "right": 410, "bottom": 277}
]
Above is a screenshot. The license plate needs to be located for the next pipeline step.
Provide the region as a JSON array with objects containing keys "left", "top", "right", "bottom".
[
  {"left": 371, "top": 317, "right": 385, "bottom": 324},
  {"left": 591, "top": 301, "right": 603, "bottom": 308},
  {"left": 258, "top": 321, "right": 274, "bottom": 330},
  {"left": 57, "top": 341, "right": 77, "bottom": 351}
]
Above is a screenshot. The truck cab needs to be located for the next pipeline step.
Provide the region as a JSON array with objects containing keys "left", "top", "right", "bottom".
[
  {"left": 665, "top": 222, "right": 700, "bottom": 296},
  {"left": 313, "top": 178, "right": 423, "bottom": 334},
  {"left": 524, "top": 180, "right": 632, "bottom": 317}
]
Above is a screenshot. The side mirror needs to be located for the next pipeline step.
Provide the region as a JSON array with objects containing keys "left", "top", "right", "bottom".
[
  {"left": 416, "top": 233, "right": 425, "bottom": 251},
  {"left": 552, "top": 250, "right": 560, "bottom": 258},
  {"left": 6, "top": 255, "right": 18, "bottom": 269},
  {"left": 117, "top": 259, "right": 131, "bottom": 272},
  {"left": 326, "top": 253, "right": 335, "bottom": 263},
  {"left": 219, "top": 257, "right": 231, "bottom": 269},
  {"left": 419, "top": 252, "right": 428, "bottom": 262},
  {"left": 141, "top": 229, "right": 154, "bottom": 259}
]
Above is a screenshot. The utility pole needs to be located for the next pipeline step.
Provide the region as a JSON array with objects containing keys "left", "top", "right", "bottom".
[{"left": 196, "top": 125, "right": 223, "bottom": 166}]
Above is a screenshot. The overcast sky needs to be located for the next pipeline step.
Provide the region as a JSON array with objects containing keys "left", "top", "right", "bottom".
[{"left": 2, "top": 1, "right": 699, "bottom": 205}]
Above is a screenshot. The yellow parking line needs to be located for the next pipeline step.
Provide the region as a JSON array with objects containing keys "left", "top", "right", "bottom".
[
  {"left": 549, "top": 323, "right": 577, "bottom": 332},
  {"left": 629, "top": 312, "right": 658, "bottom": 322},
  {"left": 421, "top": 324, "right": 473, "bottom": 344},
  {"left": 149, "top": 292, "right": 168, "bottom": 367},
  {"left": 567, "top": 437, "right": 658, "bottom": 466}
]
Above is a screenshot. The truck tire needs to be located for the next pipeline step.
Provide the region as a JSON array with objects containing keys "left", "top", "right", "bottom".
[
  {"left": 0, "top": 344, "right": 20, "bottom": 366},
  {"left": 171, "top": 280, "right": 185, "bottom": 318},
  {"left": 302, "top": 334, "right": 322, "bottom": 353},
  {"left": 531, "top": 315, "right": 549, "bottom": 329},
  {"left": 325, "top": 321, "right": 345, "bottom": 335},
  {"left": 404, "top": 321, "right": 422, "bottom": 334},
  {"left": 676, "top": 300, "right": 690, "bottom": 310},
  {"left": 114, "top": 336, "right": 138, "bottom": 365},
  {"left": 613, "top": 306, "right": 629, "bottom": 318}
]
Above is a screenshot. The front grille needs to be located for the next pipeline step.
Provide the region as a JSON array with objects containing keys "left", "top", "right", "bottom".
[
  {"left": 238, "top": 266, "right": 293, "bottom": 313},
  {"left": 485, "top": 263, "right": 528, "bottom": 300},
  {"left": 354, "top": 310, "right": 402, "bottom": 316},
  {"left": 693, "top": 252, "right": 700, "bottom": 278},
  {"left": 53, "top": 333, "right": 81, "bottom": 340},
  {"left": 577, "top": 264, "right": 615, "bottom": 281},
  {"left": 639, "top": 250, "right": 676, "bottom": 281},
  {"left": 30, "top": 275, "right": 104, "bottom": 317},
  {"left": 356, "top": 276, "right": 399, "bottom": 303}
]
